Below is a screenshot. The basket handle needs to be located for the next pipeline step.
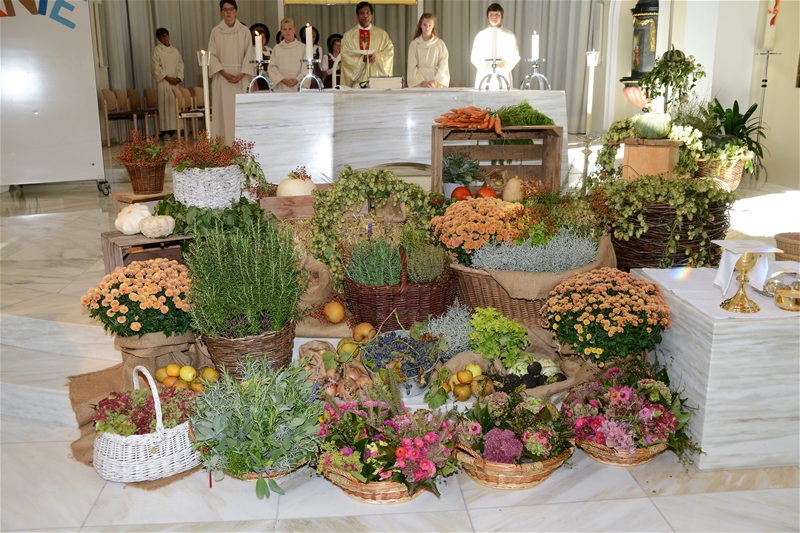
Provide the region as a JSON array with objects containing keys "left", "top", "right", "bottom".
[
  {"left": 132, "top": 365, "right": 165, "bottom": 437},
  {"left": 396, "top": 246, "right": 408, "bottom": 297}
]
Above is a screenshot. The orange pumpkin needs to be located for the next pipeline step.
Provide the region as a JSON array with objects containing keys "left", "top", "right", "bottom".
[
  {"left": 451, "top": 186, "right": 473, "bottom": 201},
  {"left": 476, "top": 186, "right": 497, "bottom": 198}
]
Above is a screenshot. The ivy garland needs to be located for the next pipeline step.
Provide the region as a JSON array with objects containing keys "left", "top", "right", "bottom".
[
  {"left": 595, "top": 175, "right": 738, "bottom": 268},
  {"left": 309, "top": 166, "right": 433, "bottom": 287}
]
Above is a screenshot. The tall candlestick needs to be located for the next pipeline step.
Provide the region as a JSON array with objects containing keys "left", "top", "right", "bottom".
[
  {"left": 254, "top": 32, "right": 262, "bottom": 62},
  {"left": 585, "top": 49, "right": 599, "bottom": 135},
  {"left": 305, "top": 24, "right": 313, "bottom": 60},
  {"left": 531, "top": 31, "right": 539, "bottom": 59},
  {"left": 200, "top": 50, "right": 210, "bottom": 139},
  {"left": 491, "top": 27, "right": 498, "bottom": 59}
]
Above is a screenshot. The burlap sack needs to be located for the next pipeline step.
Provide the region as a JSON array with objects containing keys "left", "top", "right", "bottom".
[
  {"left": 67, "top": 364, "right": 201, "bottom": 490},
  {"left": 295, "top": 315, "right": 352, "bottom": 338},
  {"left": 114, "top": 332, "right": 214, "bottom": 389},
  {"left": 473, "top": 234, "right": 617, "bottom": 301},
  {"left": 298, "top": 256, "right": 334, "bottom": 310},
  {"left": 372, "top": 194, "right": 407, "bottom": 223}
]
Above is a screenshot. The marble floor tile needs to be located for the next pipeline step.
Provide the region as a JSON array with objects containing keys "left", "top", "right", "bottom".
[
  {"left": 0, "top": 291, "right": 97, "bottom": 323},
  {"left": 275, "top": 511, "right": 474, "bottom": 532},
  {"left": 652, "top": 488, "right": 800, "bottom": 532},
  {"left": 461, "top": 449, "right": 647, "bottom": 509},
  {"left": 0, "top": 283, "right": 49, "bottom": 308},
  {"left": 629, "top": 450, "right": 800, "bottom": 496},
  {"left": 276, "top": 467, "right": 466, "bottom": 520},
  {"left": 0, "top": 258, "right": 98, "bottom": 294},
  {"left": 81, "top": 520, "right": 277, "bottom": 532},
  {"left": 0, "top": 416, "right": 80, "bottom": 443},
  {"left": 0, "top": 314, "right": 117, "bottom": 360},
  {"left": 468, "top": 498, "right": 674, "bottom": 532},
  {"left": 0, "top": 440, "right": 107, "bottom": 531},
  {"left": 0, "top": 345, "right": 119, "bottom": 388},
  {"left": 84, "top": 469, "right": 280, "bottom": 526}
]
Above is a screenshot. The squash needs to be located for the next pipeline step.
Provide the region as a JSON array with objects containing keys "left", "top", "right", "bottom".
[
  {"left": 634, "top": 112, "right": 672, "bottom": 139},
  {"left": 502, "top": 177, "right": 524, "bottom": 202},
  {"left": 139, "top": 215, "right": 176, "bottom": 239},
  {"left": 662, "top": 45, "right": 685, "bottom": 62},
  {"left": 276, "top": 169, "right": 317, "bottom": 197},
  {"left": 114, "top": 204, "right": 152, "bottom": 235}
]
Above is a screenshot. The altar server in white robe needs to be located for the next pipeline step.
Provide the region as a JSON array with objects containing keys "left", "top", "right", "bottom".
[
  {"left": 341, "top": 2, "right": 394, "bottom": 88},
  {"left": 268, "top": 19, "right": 306, "bottom": 92},
  {"left": 150, "top": 28, "right": 184, "bottom": 138},
  {"left": 470, "top": 3, "right": 520, "bottom": 89},
  {"left": 208, "top": 0, "right": 254, "bottom": 144},
  {"left": 407, "top": 13, "right": 449, "bottom": 88}
]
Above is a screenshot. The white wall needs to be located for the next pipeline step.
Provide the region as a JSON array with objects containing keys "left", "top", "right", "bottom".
[{"left": 0, "top": 0, "right": 103, "bottom": 185}]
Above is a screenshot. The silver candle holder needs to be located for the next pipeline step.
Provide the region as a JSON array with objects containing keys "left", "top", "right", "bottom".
[
  {"left": 299, "top": 58, "right": 324, "bottom": 92},
  {"left": 478, "top": 58, "right": 511, "bottom": 91},
  {"left": 519, "top": 58, "right": 550, "bottom": 90},
  {"left": 247, "top": 59, "right": 273, "bottom": 93}
]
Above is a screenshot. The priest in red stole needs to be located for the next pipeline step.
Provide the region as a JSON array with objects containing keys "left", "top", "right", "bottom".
[{"left": 340, "top": 2, "right": 394, "bottom": 88}]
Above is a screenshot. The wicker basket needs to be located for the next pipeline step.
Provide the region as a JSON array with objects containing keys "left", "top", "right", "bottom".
[
  {"left": 172, "top": 165, "right": 248, "bottom": 209},
  {"left": 612, "top": 201, "right": 731, "bottom": 271},
  {"left": 125, "top": 162, "right": 166, "bottom": 195},
  {"left": 775, "top": 232, "right": 800, "bottom": 262},
  {"left": 695, "top": 155, "right": 752, "bottom": 191},
  {"left": 92, "top": 365, "right": 200, "bottom": 482},
  {"left": 343, "top": 247, "right": 458, "bottom": 330},
  {"left": 226, "top": 460, "right": 306, "bottom": 481},
  {"left": 577, "top": 439, "right": 667, "bottom": 467},
  {"left": 322, "top": 464, "right": 422, "bottom": 504},
  {"left": 202, "top": 321, "right": 296, "bottom": 381},
  {"left": 456, "top": 445, "right": 573, "bottom": 490}
]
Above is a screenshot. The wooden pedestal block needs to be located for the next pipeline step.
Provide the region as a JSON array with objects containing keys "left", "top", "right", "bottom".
[
  {"left": 621, "top": 139, "right": 681, "bottom": 180},
  {"left": 259, "top": 183, "right": 333, "bottom": 220},
  {"left": 431, "top": 125, "right": 563, "bottom": 194},
  {"left": 101, "top": 231, "right": 192, "bottom": 274},
  {"left": 109, "top": 187, "right": 172, "bottom": 213}
]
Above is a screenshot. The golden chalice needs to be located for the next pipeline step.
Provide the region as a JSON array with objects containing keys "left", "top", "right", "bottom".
[{"left": 720, "top": 252, "right": 761, "bottom": 313}]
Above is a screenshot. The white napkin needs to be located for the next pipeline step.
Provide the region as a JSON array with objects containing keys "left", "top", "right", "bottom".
[{"left": 713, "top": 250, "right": 769, "bottom": 295}]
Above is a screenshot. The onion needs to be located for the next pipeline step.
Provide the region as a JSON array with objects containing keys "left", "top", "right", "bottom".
[
  {"left": 356, "top": 376, "right": 373, "bottom": 388},
  {"left": 345, "top": 365, "right": 364, "bottom": 381}
]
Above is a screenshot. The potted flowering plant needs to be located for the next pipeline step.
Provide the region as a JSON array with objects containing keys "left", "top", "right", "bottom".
[
  {"left": 560, "top": 359, "right": 701, "bottom": 466},
  {"left": 114, "top": 130, "right": 172, "bottom": 195},
  {"left": 317, "top": 375, "right": 460, "bottom": 502},
  {"left": 94, "top": 383, "right": 196, "bottom": 437},
  {"left": 455, "top": 390, "right": 573, "bottom": 489},
  {"left": 543, "top": 267, "right": 670, "bottom": 368},
  {"left": 172, "top": 134, "right": 272, "bottom": 209}
]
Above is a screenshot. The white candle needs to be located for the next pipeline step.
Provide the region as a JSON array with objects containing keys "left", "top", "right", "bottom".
[
  {"left": 305, "top": 25, "right": 313, "bottom": 60},
  {"left": 531, "top": 31, "right": 539, "bottom": 60},
  {"left": 200, "top": 51, "right": 210, "bottom": 139},
  {"left": 254, "top": 32, "right": 262, "bottom": 62},
  {"left": 491, "top": 27, "right": 498, "bottom": 59}
]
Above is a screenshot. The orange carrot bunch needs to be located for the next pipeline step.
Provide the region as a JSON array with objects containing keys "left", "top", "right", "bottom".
[{"left": 434, "top": 106, "right": 503, "bottom": 135}]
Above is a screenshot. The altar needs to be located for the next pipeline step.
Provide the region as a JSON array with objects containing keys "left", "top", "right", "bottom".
[
  {"left": 235, "top": 88, "right": 568, "bottom": 186},
  {"left": 635, "top": 267, "right": 800, "bottom": 470}
]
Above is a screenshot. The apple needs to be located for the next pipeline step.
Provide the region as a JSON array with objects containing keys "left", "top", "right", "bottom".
[
  {"left": 179, "top": 365, "right": 197, "bottom": 383},
  {"left": 190, "top": 381, "right": 205, "bottom": 393},
  {"left": 470, "top": 375, "right": 493, "bottom": 396},
  {"left": 353, "top": 323, "right": 377, "bottom": 344},
  {"left": 453, "top": 383, "right": 472, "bottom": 401},
  {"left": 456, "top": 369, "right": 474, "bottom": 384},
  {"left": 465, "top": 363, "right": 482, "bottom": 378},
  {"left": 448, "top": 373, "right": 460, "bottom": 389},
  {"left": 201, "top": 367, "right": 220, "bottom": 383}
]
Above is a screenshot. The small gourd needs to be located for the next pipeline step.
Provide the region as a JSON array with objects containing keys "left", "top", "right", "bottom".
[
  {"left": 114, "top": 204, "right": 152, "bottom": 235},
  {"left": 502, "top": 177, "right": 524, "bottom": 202},
  {"left": 276, "top": 166, "right": 316, "bottom": 197},
  {"left": 661, "top": 45, "right": 686, "bottom": 62},
  {"left": 634, "top": 112, "right": 672, "bottom": 139},
  {"left": 139, "top": 215, "right": 176, "bottom": 239}
]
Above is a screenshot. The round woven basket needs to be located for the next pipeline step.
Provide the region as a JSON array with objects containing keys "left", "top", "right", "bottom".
[
  {"left": 202, "top": 321, "right": 296, "bottom": 381},
  {"left": 343, "top": 247, "right": 457, "bottom": 331},
  {"left": 456, "top": 445, "right": 573, "bottom": 490},
  {"left": 226, "top": 460, "right": 306, "bottom": 481},
  {"left": 172, "top": 165, "right": 248, "bottom": 209},
  {"left": 125, "top": 162, "right": 166, "bottom": 195},
  {"left": 612, "top": 201, "right": 731, "bottom": 271},
  {"left": 577, "top": 439, "right": 667, "bottom": 467},
  {"left": 775, "top": 232, "right": 800, "bottom": 262},
  {"left": 695, "top": 155, "right": 752, "bottom": 191},
  {"left": 322, "top": 465, "right": 423, "bottom": 504}
]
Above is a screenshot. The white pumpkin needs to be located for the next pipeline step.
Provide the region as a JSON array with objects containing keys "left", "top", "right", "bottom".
[
  {"left": 139, "top": 215, "right": 176, "bottom": 239},
  {"left": 502, "top": 177, "right": 524, "bottom": 202},
  {"left": 276, "top": 171, "right": 317, "bottom": 197},
  {"left": 114, "top": 204, "right": 152, "bottom": 235}
]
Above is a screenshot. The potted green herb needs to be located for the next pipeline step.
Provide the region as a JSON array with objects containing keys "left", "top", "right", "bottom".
[
  {"left": 191, "top": 357, "right": 324, "bottom": 499},
  {"left": 442, "top": 151, "right": 483, "bottom": 198}
]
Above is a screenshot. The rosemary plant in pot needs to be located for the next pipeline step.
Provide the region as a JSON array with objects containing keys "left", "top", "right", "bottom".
[{"left": 184, "top": 217, "right": 307, "bottom": 379}]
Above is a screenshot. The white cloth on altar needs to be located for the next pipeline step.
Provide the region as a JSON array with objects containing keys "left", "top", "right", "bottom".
[
  {"left": 407, "top": 36, "right": 450, "bottom": 88},
  {"left": 150, "top": 42, "right": 184, "bottom": 132},
  {"left": 268, "top": 39, "right": 305, "bottom": 92},
  {"left": 470, "top": 25, "right": 519, "bottom": 88},
  {"left": 208, "top": 19, "right": 255, "bottom": 144},
  {"left": 713, "top": 250, "right": 769, "bottom": 295}
]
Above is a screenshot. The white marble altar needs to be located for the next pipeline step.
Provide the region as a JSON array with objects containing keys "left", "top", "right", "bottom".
[
  {"left": 235, "top": 88, "right": 568, "bottom": 185},
  {"left": 635, "top": 268, "right": 800, "bottom": 470}
]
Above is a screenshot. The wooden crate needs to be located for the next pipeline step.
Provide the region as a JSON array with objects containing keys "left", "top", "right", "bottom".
[
  {"left": 109, "top": 187, "right": 172, "bottom": 213},
  {"left": 101, "top": 231, "right": 192, "bottom": 274},
  {"left": 431, "top": 125, "right": 563, "bottom": 194},
  {"left": 259, "top": 183, "right": 331, "bottom": 220},
  {"left": 621, "top": 138, "right": 681, "bottom": 180}
]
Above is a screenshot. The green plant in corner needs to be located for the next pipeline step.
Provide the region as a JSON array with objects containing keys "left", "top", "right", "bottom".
[
  {"left": 638, "top": 46, "right": 706, "bottom": 115},
  {"left": 442, "top": 151, "right": 484, "bottom": 186}
]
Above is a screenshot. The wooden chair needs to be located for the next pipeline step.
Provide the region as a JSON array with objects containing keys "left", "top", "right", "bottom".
[
  {"left": 100, "top": 89, "right": 138, "bottom": 147},
  {"left": 171, "top": 87, "right": 204, "bottom": 141},
  {"left": 127, "top": 88, "right": 158, "bottom": 137}
]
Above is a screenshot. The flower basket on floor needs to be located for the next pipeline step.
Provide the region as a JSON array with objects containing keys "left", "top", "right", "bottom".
[
  {"left": 173, "top": 165, "right": 249, "bottom": 209},
  {"left": 456, "top": 444, "right": 573, "bottom": 490},
  {"left": 114, "top": 130, "right": 172, "bottom": 195},
  {"left": 321, "top": 464, "right": 423, "bottom": 504},
  {"left": 125, "top": 162, "right": 167, "bottom": 195},
  {"left": 576, "top": 439, "right": 666, "bottom": 467},
  {"left": 92, "top": 366, "right": 200, "bottom": 483}
]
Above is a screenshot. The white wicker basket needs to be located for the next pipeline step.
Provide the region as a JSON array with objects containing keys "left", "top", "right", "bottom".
[
  {"left": 92, "top": 365, "right": 200, "bottom": 483},
  {"left": 172, "top": 165, "right": 250, "bottom": 209}
]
